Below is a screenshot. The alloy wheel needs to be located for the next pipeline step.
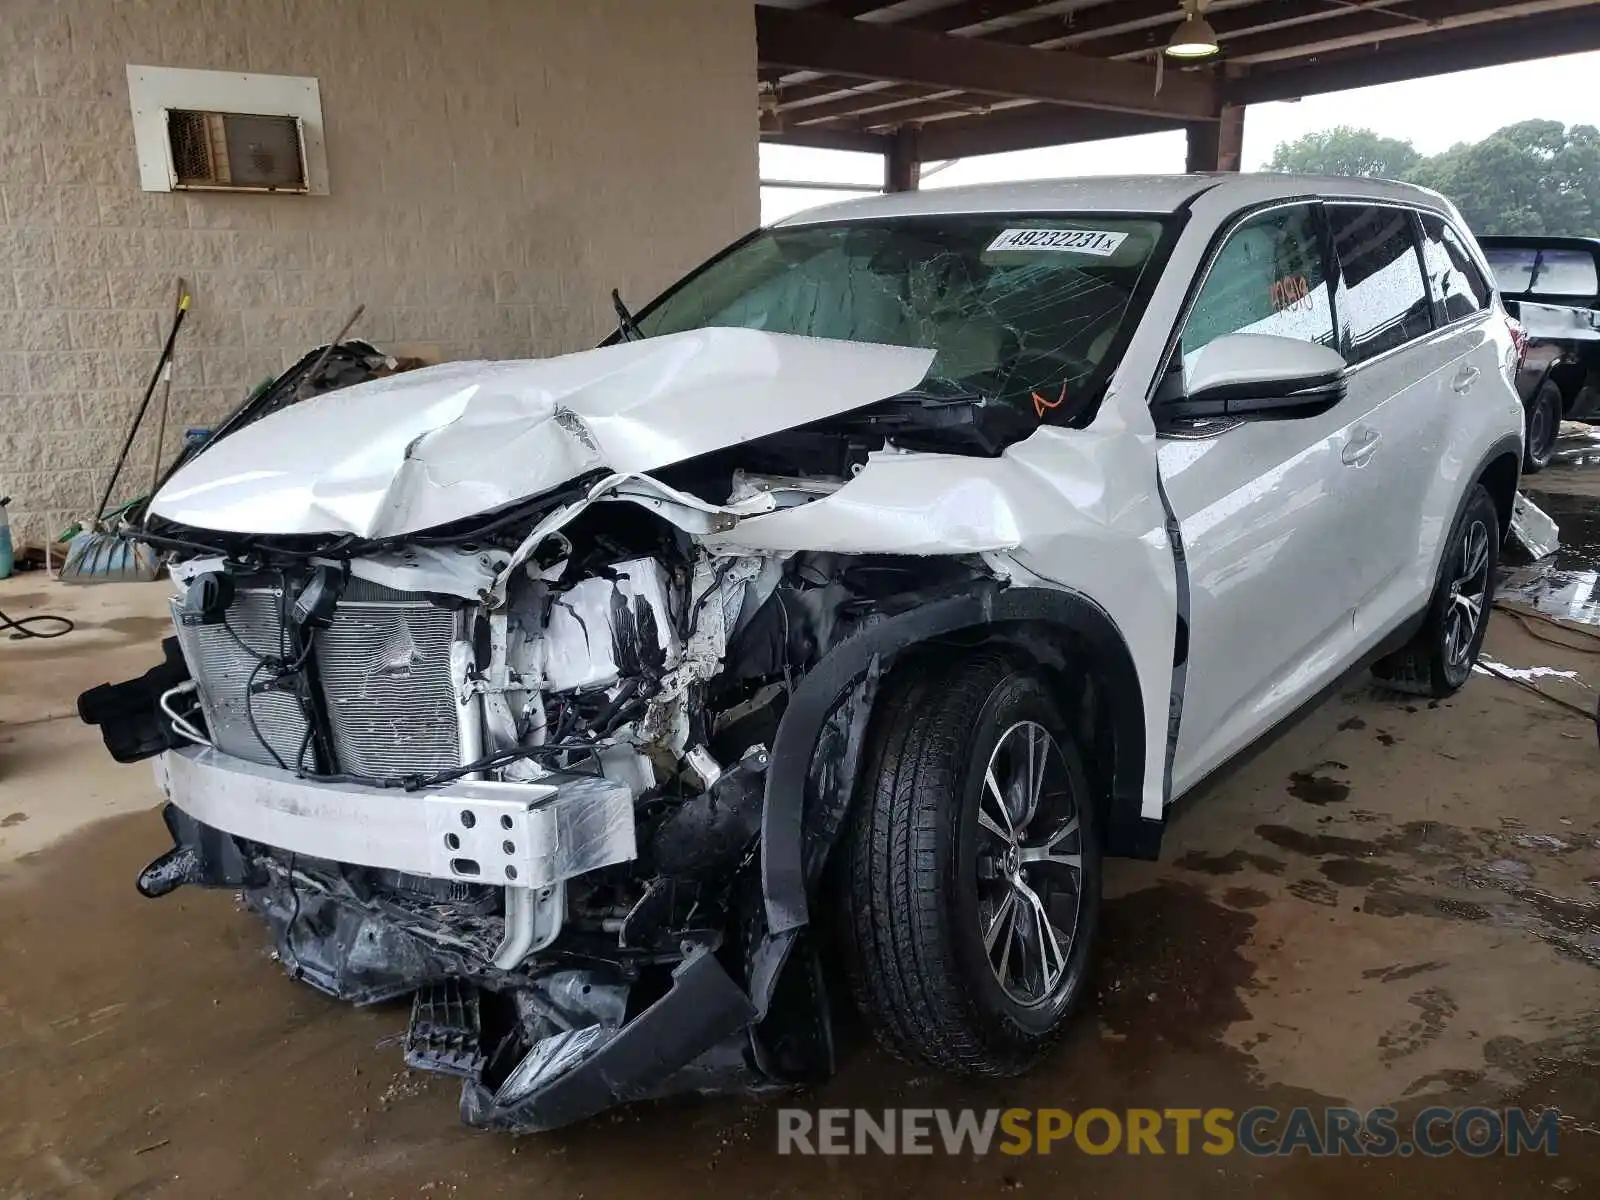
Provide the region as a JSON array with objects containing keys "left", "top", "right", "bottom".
[
  {"left": 1443, "top": 518, "right": 1491, "bottom": 669},
  {"left": 974, "top": 720, "right": 1084, "bottom": 1007}
]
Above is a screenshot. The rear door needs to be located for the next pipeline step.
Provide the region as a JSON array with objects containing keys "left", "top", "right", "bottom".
[
  {"left": 1407, "top": 212, "right": 1505, "bottom": 593},
  {"left": 1320, "top": 203, "right": 1445, "bottom": 639}
]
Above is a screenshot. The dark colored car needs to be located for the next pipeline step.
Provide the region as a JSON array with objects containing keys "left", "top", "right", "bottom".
[{"left": 1479, "top": 235, "right": 1600, "bottom": 471}]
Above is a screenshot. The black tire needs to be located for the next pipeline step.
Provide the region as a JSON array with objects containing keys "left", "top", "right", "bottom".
[
  {"left": 1371, "top": 484, "right": 1500, "bottom": 698},
  {"left": 837, "top": 653, "right": 1102, "bottom": 1076},
  {"left": 1523, "top": 379, "right": 1562, "bottom": 473}
]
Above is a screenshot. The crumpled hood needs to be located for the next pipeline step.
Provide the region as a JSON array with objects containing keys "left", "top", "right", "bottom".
[{"left": 150, "top": 328, "right": 936, "bottom": 538}]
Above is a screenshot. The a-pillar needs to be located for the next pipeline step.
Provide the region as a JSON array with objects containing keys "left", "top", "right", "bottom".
[
  {"left": 1185, "top": 103, "right": 1244, "bottom": 173},
  {"left": 884, "top": 125, "right": 921, "bottom": 192}
]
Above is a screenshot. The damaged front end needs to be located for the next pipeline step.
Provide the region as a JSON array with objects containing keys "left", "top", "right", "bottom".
[
  {"left": 79, "top": 343, "right": 1018, "bottom": 1130},
  {"left": 80, "top": 198, "right": 1185, "bottom": 1125}
]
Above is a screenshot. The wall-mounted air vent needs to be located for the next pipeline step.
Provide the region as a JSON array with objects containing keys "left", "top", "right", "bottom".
[
  {"left": 166, "top": 109, "right": 307, "bottom": 192},
  {"left": 128, "top": 66, "right": 329, "bottom": 195}
]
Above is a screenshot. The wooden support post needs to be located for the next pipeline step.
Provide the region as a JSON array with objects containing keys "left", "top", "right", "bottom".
[
  {"left": 885, "top": 125, "right": 921, "bottom": 193},
  {"left": 1186, "top": 102, "right": 1244, "bottom": 172}
]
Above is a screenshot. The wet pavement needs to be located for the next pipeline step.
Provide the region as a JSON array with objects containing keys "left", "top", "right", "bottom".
[
  {"left": 1501, "top": 425, "right": 1600, "bottom": 624},
  {"left": 5, "top": 448, "right": 1600, "bottom": 1196}
]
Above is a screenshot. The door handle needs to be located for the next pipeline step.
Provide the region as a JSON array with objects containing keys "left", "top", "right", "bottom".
[
  {"left": 1341, "top": 428, "right": 1381, "bottom": 467},
  {"left": 1452, "top": 365, "right": 1481, "bottom": 393}
]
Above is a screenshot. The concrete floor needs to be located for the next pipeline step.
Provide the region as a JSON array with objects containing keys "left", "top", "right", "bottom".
[{"left": 3, "top": 467, "right": 1600, "bottom": 1197}]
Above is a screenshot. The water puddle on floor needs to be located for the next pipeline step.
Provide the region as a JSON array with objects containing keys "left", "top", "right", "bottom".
[{"left": 1499, "top": 486, "right": 1600, "bottom": 626}]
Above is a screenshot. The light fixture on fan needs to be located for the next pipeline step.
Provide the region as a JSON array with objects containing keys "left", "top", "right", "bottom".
[{"left": 1166, "top": 0, "right": 1219, "bottom": 59}]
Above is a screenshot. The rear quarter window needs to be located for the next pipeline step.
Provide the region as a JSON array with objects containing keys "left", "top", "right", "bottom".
[{"left": 1419, "top": 214, "right": 1490, "bottom": 323}]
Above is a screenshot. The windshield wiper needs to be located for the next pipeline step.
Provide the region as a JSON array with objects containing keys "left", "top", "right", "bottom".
[{"left": 611, "top": 288, "right": 644, "bottom": 342}]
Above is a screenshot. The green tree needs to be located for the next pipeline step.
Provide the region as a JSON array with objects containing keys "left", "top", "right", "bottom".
[
  {"left": 1266, "top": 120, "right": 1600, "bottom": 237},
  {"left": 1409, "top": 120, "right": 1600, "bottom": 235},
  {"left": 1266, "top": 125, "right": 1422, "bottom": 179}
]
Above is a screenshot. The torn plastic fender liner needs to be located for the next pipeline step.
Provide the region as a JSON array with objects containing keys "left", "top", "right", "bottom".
[
  {"left": 138, "top": 802, "right": 264, "bottom": 897},
  {"left": 460, "top": 948, "right": 756, "bottom": 1133},
  {"left": 78, "top": 637, "right": 193, "bottom": 764},
  {"left": 750, "top": 583, "right": 1152, "bottom": 1016}
]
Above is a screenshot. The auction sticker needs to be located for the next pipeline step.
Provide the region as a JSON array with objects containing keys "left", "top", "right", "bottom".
[{"left": 986, "top": 228, "right": 1128, "bottom": 256}]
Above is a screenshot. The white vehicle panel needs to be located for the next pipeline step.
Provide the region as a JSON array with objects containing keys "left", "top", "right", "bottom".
[
  {"left": 1157, "top": 415, "right": 1358, "bottom": 795},
  {"left": 708, "top": 421, "right": 1179, "bottom": 822},
  {"left": 149, "top": 329, "right": 935, "bottom": 538}
]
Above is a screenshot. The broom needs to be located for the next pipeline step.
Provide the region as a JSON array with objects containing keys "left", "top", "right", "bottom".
[{"left": 60, "top": 284, "right": 190, "bottom": 584}]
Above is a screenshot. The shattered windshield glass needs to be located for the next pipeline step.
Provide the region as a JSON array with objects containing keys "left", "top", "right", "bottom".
[{"left": 635, "top": 213, "right": 1171, "bottom": 427}]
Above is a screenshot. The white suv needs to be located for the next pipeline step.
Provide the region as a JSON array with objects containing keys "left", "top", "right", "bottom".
[{"left": 82, "top": 174, "right": 1524, "bottom": 1131}]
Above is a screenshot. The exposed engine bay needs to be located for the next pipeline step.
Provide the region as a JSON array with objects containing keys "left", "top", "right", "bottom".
[
  {"left": 82, "top": 404, "right": 1012, "bottom": 1132},
  {"left": 76, "top": 323, "right": 1177, "bottom": 1131}
]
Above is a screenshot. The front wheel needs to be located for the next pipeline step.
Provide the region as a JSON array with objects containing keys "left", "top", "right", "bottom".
[
  {"left": 1523, "top": 379, "right": 1562, "bottom": 473},
  {"left": 1371, "top": 484, "right": 1500, "bottom": 697},
  {"left": 837, "top": 654, "right": 1102, "bottom": 1076}
]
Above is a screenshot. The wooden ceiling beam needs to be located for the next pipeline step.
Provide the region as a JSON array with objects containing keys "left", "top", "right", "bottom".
[
  {"left": 823, "top": 96, "right": 1041, "bottom": 131},
  {"left": 774, "top": 80, "right": 925, "bottom": 110},
  {"left": 1086, "top": 1, "right": 1425, "bottom": 60},
  {"left": 786, "top": 87, "right": 969, "bottom": 125},
  {"left": 756, "top": 5, "right": 1220, "bottom": 118},
  {"left": 977, "top": 0, "right": 1270, "bottom": 49},
  {"left": 1219, "top": 0, "right": 1596, "bottom": 65},
  {"left": 1229, "top": 6, "right": 1600, "bottom": 102},
  {"left": 917, "top": 105, "right": 1184, "bottom": 158},
  {"left": 759, "top": 125, "right": 894, "bottom": 154}
]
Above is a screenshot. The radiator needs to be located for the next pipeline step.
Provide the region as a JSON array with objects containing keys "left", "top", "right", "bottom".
[
  {"left": 314, "top": 588, "right": 461, "bottom": 778},
  {"left": 172, "top": 588, "right": 311, "bottom": 770},
  {"left": 172, "top": 582, "right": 461, "bottom": 778}
]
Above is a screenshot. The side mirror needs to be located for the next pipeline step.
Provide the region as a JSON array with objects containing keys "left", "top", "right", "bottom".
[{"left": 1154, "top": 333, "right": 1347, "bottom": 425}]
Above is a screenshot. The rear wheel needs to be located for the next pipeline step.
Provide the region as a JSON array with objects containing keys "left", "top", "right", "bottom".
[
  {"left": 1523, "top": 379, "right": 1562, "bottom": 473},
  {"left": 838, "top": 654, "right": 1101, "bottom": 1076},
  {"left": 1371, "top": 484, "right": 1499, "bottom": 697}
]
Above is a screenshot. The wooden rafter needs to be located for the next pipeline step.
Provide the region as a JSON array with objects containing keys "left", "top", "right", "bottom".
[{"left": 755, "top": 5, "right": 1219, "bottom": 119}]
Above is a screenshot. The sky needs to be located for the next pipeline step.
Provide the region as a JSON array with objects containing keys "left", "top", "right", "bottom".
[{"left": 760, "top": 49, "right": 1600, "bottom": 223}]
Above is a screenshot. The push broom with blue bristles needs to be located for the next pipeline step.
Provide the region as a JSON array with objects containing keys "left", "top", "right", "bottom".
[{"left": 60, "top": 285, "right": 189, "bottom": 585}]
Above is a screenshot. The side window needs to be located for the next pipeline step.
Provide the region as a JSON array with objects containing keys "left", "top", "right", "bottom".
[
  {"left": 1419, "top": 214, "right": 1489, "bottom": 323},
  {"left": 1181, "top": 203, "right": 1334, "bottom": 362},
  {"left": 1327, "top": 205, "right": 1433, "bottom": 363}
]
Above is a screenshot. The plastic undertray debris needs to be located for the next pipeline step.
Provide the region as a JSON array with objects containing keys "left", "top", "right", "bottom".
[
  {"left": 404, "top": 979, "right": 486, "bottom": 1079},
  {"left": 1511, "top": 491, "right": 1561, "bottom": 561}
]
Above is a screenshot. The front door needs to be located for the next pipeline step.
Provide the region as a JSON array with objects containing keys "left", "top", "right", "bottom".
[{"left": 1158, "top": 201, "right": 1379, "bottom": 795}]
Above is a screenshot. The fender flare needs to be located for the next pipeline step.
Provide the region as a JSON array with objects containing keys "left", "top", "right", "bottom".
[
  {"left": 757, "top": 583, "right": 1149, "bottom": 943},
  {"left": 1462, "top": 433, "right": 1525, "bottom": 543}
]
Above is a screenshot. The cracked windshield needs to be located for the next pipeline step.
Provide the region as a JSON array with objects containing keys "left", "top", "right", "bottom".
[{"left": 637, "top": 214, "right": 1169, "bottom": 426}]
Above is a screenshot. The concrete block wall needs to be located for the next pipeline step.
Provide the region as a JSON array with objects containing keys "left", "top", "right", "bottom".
[{"left": 0, "top": 0, "right": 758, "bottom": 548}]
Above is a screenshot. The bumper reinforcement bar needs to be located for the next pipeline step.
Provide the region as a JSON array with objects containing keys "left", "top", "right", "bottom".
[{"left": 157, "top": 746, "right": 636, "bottom": 890}]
